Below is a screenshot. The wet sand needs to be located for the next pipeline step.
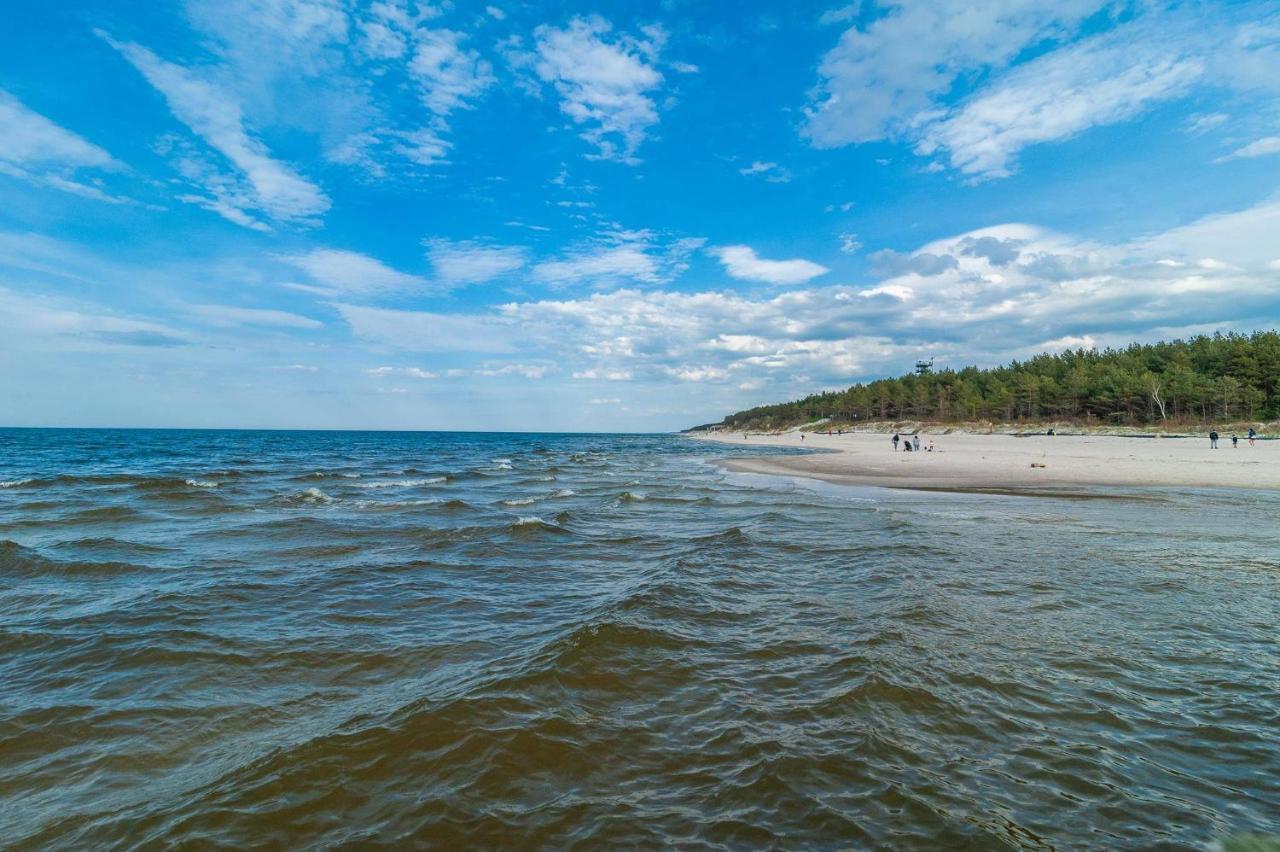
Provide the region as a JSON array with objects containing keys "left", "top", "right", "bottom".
[{"left": 690, "top": 430, "right": 1279, "bottom": 492}]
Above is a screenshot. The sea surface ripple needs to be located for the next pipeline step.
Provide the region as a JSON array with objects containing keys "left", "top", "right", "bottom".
[{"left": 1, "top": 428, "right": 1277, "bottom": 848}]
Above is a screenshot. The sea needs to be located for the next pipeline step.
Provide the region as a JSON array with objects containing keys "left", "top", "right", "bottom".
[{"left": 1, "top": 428, "right": 1277, "bottom": 848}]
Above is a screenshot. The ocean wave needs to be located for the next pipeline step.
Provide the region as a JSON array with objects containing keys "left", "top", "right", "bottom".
[
  {"left": 493, "top": 458, "right": 514, "bottom": 470},
  {"left": 51, "top": 536, "right": 174, "bottom": 556},
  {"left": 501, "top": 497, "right": 537, "bottom": 506},
  {"left": 0, "top": 478, "right": 33, "bottom": 488},
  {"left": 509, "top": 516, "right": 568, "bottom": 534},
  {"left": 74, "top": 506, "right": 148, "bottom": 522},
  {"left": 355, "top": 477, "right": 446, "bottom": 489},
  {"left": 0, "top": 539, "right": 144, "bottom": 577},
  {"left": 552, "top": 489, "right": 576, "bottom": 498},
  {"left": 185, "top": 479, "right": 219, "bottom": 489},
  {"left": 285, "top": 487, "right": 334, "bottom": 505},
  {"left": 352, "top": 498, "right": 442, "bottom": 510}
]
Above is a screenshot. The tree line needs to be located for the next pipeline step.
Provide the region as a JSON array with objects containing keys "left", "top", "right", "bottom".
[{"left": 718, "top": 331, "right": 1280, "bottom": 431}]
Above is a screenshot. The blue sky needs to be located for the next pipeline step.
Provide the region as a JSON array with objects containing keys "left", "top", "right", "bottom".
[{"left": 1, "top": 0, "right": 1278, "bottom": 430}]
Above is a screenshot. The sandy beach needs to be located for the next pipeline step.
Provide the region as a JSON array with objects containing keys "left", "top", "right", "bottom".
[{"left": 690, "top": 429, "right": 1279, "bottom": 492}]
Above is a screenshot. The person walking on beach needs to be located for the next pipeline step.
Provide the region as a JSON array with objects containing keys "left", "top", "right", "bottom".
[
  {"left": 1232, "top": 434, "right": 1238, "bottom": 448},
  {"left": 1249, "top": 427, "right": 1257, "bottom": 446},
  {"left": 892, "top": 433, "right": 900, "bottom": 452},
  {"left": 1209, "top": 430, "right": 1218, "bottom": 449},
  {"left": 912, "top": 434, "right": 920, "bottom": 452}
]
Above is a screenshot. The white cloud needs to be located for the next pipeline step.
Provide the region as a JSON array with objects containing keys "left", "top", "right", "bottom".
[
  {"left": 186, "top": 0, "right": 350, "bottom": 76},
  {"left": 535, "top": 245, "right": 657, "bottom": 285},
  {"left": 573, "top": 368, "right": 634, "bottom": 381},
  {"left": 805, "top": 6, "right": 1279, "bottom": 180},
  {"left": 365, "top": 365, "right": 439, "bottom": 379},
  {"left": 666, "top": 365, "right": 730, "bottom": 382},
  {"left": 476, "top": 363, "right": 555, "bottom": 379},
  {"left": 494, "top": 201, "right": 1280, "bottom": 393},
  {"left": 522, "top": 16, "right": 667, "bottom": 163},
  {"left": 738, "top": 160, "right": 792, "bottom": 182},
  {"left": 839, "top": 232, "right": 861, "bottom": 254},
  {"left": 1186, "top": 112, "right": 1229, "bottom": 134},
  {"left": 805, "top": 0, "right": 1106, "bottom": 147},
  {"left": 1040, "top": 334, "right": 1097, "bottom": 350},
  {"left": 188, "top": 303, "right": 323, "bottom": 328},
  {"left": 0, "top": 90, "right": 118, "bottom": 171},
  {"left": 1216, "top": 136, "right": 1280, "bottom": 162},
  {"left": 957, "top": 235, "right": 1023, "bottom": 266},
  {"left": 0, "top": 286, "right": 186, "bottom": 350},
  {"left": 102, "top": 33, "right": 330, "bottom": 225},
  {"left": 334, "top": 303, "right": 515, "bottom": 352},
  {"left": 533, "top": 233, "right": 704, "bottom": 286},
  {"left": 425, "top": 239, "right": 526, "bottom": 285},
  {"left": 917, "top": 27, "right": 1204, "bottom": 179},
  {"left": 818, "top": 4, "right": 860, "bottom": 26},
  {"left": 391, "top": 127, "right": 452, "bottom": 167},
  {"left": 409, "top": 29, "right": 495, "bottom": 117},
  {"left": 282, "top": 249, "right": 430, "bottom": 296},
  {"left": 0, "top": 89, "right": 127, "bottom": 202},
  {"left": 711, "top": 245, "right": 829, "bottom": 285},
  {"left": 181, "top": 0, "right": 495, "bottom": 176}
]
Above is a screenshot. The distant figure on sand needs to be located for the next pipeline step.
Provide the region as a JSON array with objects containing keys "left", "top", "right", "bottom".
[
  {"left": 1209, "top": 430, "right": 1218, "bottom": 448},
  {"left": 1232, "top": 435, "right": 1238, "bottom": 448},
  {"left": 1249, "top": 427, "right": 1257, "bottom": 446},
  {"left": 892, "top": 433, "right": 900, "bottom": 451},
  {"left": 927, "top": 440, "right": 935, "bottom": 452},
  {"left": 912, "top": 434, "right": 921, "bottom": 452},
  {"left": 903, "top": 440, "right": 913, "bottom": 452}
]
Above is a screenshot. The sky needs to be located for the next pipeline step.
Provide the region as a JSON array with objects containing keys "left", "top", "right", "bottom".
[{"left": 1, "top": 0, "right": 1279, "bottom": 431}]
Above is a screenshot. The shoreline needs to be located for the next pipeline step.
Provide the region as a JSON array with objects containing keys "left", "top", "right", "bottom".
[{"left": 689, "top": 429, "right": 1279, "bottom": 493}]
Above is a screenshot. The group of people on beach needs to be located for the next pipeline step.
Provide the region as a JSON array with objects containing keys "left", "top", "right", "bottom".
[
  {"left": 891, "top": 433, "right": 934, "bottom": 453},
  {"left": 1209, "top": 427, "right": 1258, "bottom": 448}
]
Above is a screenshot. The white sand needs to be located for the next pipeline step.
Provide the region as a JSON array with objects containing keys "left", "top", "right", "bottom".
[{"left": 689, "top": 430, "right": 1278, "bottom": 492}]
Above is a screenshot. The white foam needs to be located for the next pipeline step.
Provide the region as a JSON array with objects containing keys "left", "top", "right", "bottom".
[
  {"left": 501, "top": 497, "right": 536, "bottom": 506},
  {"left": 185, "top": 479, "right": 218, "bottom": 489},
  {"left": 514, "top": 515, "right": 545, "bottom": 526},
  {"left": 0, "top": 478, "right": 32, "bottom": 488},
  {"left": 299, "top": 487, "right": 333, "bottom": 503},
  {"left": 356, "top": 477, "right": 446, "bottom": 489},
  {"left": 354, "top": 497, "right": 441, "bottom": 509},
  {"left": 552, "top": 489, "right": 576, "bottom": 498}
]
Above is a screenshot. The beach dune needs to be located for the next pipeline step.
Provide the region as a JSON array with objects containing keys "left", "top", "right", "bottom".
[{"left": 691, "top": 430, "right": 1279, "bottom": 492}]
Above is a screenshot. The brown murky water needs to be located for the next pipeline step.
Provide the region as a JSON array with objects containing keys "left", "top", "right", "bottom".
[{"left": 2, "top": 429, "right": 1277, "bottom": 847}]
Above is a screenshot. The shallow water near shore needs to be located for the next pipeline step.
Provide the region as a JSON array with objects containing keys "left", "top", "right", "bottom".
[{"left": 2, "top": 428, "right": 1278, "bottom": 847}]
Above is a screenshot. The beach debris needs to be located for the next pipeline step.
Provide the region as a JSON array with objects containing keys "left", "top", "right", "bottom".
[{"left": 1030, "top": 462, "right": 1047, "bottom": 468}]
